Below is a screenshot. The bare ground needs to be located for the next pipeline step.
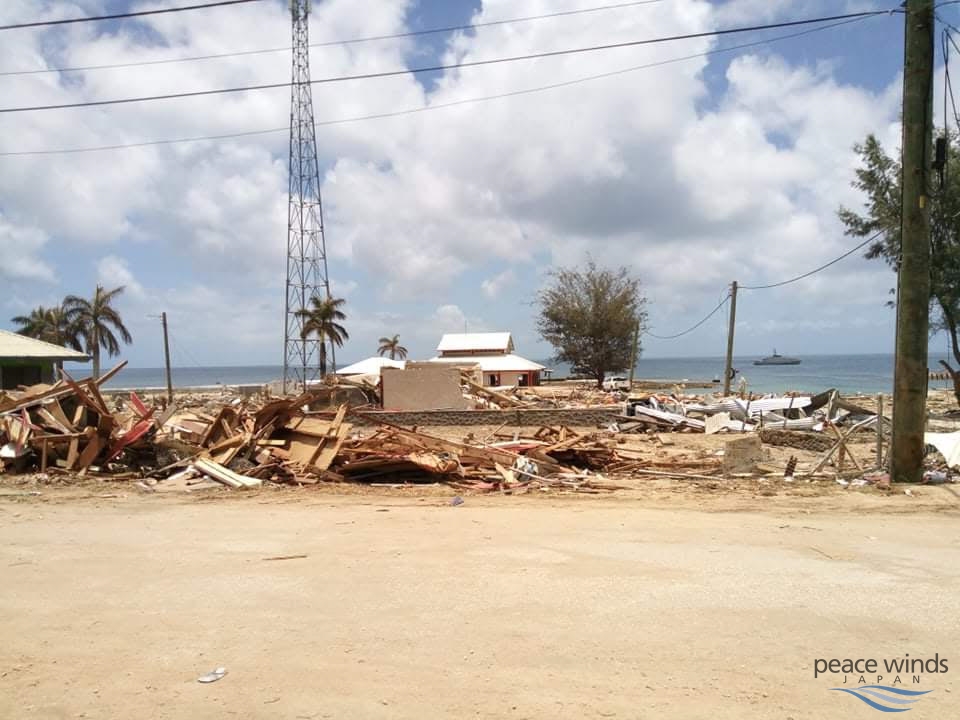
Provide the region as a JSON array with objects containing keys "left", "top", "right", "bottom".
[{"left": 1, "top": 484, "right": 959, "bottom": 719}]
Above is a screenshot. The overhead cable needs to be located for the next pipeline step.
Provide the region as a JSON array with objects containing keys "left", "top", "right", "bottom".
[
  {"left": 0, "top": 15, "right": 878, "bottom": 156},
  {"left": 739, "top": 232, "right": 883, "bottom": 290},
  {"left": 645, "top": 294, "right": 730, "bottom": 340},
  {"left": 0, "top": 10, "right": 892, "bottom": 114},
  {"left": 0, "top": 0, "right": 666, "bottom": 76},
  {"left": 944, "top": 29, "right": 960, "bottom": 130},
  {"left": 0, "top": 0, "right": 265, "bottom": 31}
]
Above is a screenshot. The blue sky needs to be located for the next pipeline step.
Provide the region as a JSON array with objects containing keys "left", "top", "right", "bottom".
[{"left": 0, "top": 0, "right": 954, "bottom": 369}]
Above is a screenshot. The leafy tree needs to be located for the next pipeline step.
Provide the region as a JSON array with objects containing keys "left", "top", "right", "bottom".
[
  {"left": 536, "top": 261, "right": 647, "bottom": 388},
  {"left": 63, "top": 285, "right": 133, "bottom": 379},
  {"left": 838, "top": 132, "right": 960, "bottom": 404},
  {"left": 11, "top": 304, "right": 82, "bottom": 350},
  {"left": 377, "top": 334, "right": 408, "bottom": 360},
  {"left": 296, "top": 296, "right": 349, "bottom": 376}
]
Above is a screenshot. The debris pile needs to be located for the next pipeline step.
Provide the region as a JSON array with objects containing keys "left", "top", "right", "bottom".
[
  {"left": 623, "top": 389, "right": 887, "bottom": 437},
  {"left": 2, "top": 365, "right": 934, "bottom": 493},
  {"left": 0, "top": 364, "right": 624, "bottom": 494},
  {"left": 0, "top": 361, "right": 156, "bottom": 478}
]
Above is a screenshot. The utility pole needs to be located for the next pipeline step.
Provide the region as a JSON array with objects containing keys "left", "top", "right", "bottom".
[
  {"left": 723, "top": 281, "right": 738, "bottom": 396},
  {"left": 628, "top": 318, "right": 640, "bottom": 388},
  {"left": 161, "top": 312, "right": 173, "bottom": 404},
  {"left": 891, "top": 0, "right": 934, "bottom": 483}
]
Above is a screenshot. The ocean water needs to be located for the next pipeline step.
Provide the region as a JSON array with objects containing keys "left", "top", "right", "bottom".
[
  {"left": 71, "top": 354, "right": 956, "bottom": 396},
  {"left": 546, "top": 353, "right": 957, "bottom": 395},
  {"left": 72, "top": 365, "right": 284, "bottom": 390}
]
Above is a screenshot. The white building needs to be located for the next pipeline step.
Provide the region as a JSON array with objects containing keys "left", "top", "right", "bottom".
[
  {"left": 428, "top": 332, "right": 545, "bottom": 387},
  {"left": 335, "top": 357, "right": 406, "bottom": 376}
]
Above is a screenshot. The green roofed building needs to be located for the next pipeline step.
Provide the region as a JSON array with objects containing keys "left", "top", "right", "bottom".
[{"left": 0, "top": 329, "right": 89, "bottom": 390}]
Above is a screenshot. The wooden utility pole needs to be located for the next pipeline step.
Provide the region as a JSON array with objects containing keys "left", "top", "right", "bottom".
[
  {"left": 891, "top": 0, "right": 934, "bottom": 483},
  {"left": 628, "top": 318, "right": 640, "bottom": 388},
  {"left": 723, "top": 281, "right": 738, "bottom": 396},
  {"left": 161, "top": 312, "right": 173, "bottom": 403}
]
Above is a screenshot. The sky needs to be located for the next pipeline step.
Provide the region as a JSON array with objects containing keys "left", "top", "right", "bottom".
[{"left": 0, "top": 0, "right": 955, "bottom": 369}]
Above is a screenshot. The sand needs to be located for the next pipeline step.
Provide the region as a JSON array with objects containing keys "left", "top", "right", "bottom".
[{"left": 1, "top": 489, "right": 958, "bottom": 719}]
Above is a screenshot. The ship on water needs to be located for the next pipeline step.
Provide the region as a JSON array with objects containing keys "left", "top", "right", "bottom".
[{"left": 753, "top": 349, "right": 801, "bottom": 366}]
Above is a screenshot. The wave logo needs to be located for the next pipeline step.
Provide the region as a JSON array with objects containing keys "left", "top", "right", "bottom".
[{"left": 831, "top": 685, "right": 932, "bottom": 712}]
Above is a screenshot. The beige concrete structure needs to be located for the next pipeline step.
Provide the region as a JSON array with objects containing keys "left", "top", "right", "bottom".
[{"left": 380, "top": 363, "right": 471, "bottom": 411}]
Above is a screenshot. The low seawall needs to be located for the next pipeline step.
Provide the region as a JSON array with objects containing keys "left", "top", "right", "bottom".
[{"left": 354, "top": 407, "right": 623, "bottom": 427}]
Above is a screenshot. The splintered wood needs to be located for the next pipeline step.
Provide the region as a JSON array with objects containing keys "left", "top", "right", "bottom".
[{"left": 3, "top": 375, "right": 754, "bottom": 493}]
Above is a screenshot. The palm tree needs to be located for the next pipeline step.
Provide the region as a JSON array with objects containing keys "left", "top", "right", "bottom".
[
  {"left": 377, "top": 334, "right": 408, "bottom": 360},
  {"left": 63, "top": 285, "right": 133, "bottom": 379},
  {"left": 11, "top": 304, "right": 82, "bottom": 350},
  {"left": 296, "top": 296, "right": 349, "bottom": 376}
]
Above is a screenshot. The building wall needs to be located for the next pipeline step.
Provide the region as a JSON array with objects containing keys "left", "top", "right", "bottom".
[
  {"left": 0, "top": 360, "right": 54, "bottom": 390},
  {"left": 381, "top": 365, "right": 472, "bottom": 411},
  {"left": 484, "top": 370, "right": 540, "bottom": 387}
]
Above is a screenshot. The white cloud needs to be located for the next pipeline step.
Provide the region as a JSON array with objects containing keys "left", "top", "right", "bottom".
[
  {"left": 432, "top": 304, "right": 468, "bottom": 333},
  {"left": 0, "top": 0, "right": 909, "bottom": 363},
  {"left": 0, "top": 215, "right": 54, "bottom": 282},
  {"left": 481, "top": 268, "right": 516, "bottom": 298},
  {"left": 97, "top": 255, "right": 144, "bottom": 298}
]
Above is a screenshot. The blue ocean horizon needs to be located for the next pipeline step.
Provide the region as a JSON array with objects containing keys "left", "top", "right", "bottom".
[{"left": 70, "top": 353, "right": 956, "bottom": 396}]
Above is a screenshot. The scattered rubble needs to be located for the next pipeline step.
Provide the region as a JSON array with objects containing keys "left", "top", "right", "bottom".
[{"left": 2, "top": 365, "right": 949, "bottom": 494}]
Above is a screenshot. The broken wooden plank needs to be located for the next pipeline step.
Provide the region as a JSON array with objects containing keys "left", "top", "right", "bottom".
[
  {"left": 75, "top": 432, "right": 105, "bottom": 473},
  {"left": 193, "top": 457, "right": 262, "bottom": 489},
  {"left": 0, "top": 361, "right": 128, "bottom": 415},
  {"left": 309, "top": 422, "right": 352, "bottom": 472},
  {"left": 461, "top": 376, "right": 524, "bottom": 407}
]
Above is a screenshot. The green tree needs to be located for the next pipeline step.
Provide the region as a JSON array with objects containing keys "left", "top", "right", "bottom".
[
  {"left": 296, "top": 296, "right": 349, "bottom": 376},
  {"left": 838, "top": 132, "right": 960, "bottom": 404},
  {"left": 536, "top": 261, "right": 647, "bottom": 388},
  {"left": 377, "top": 334, "right": 408, "bottom": 360},
  {"left": 11, "top": 304, "right": 82, "bottom": 350},
  {"left": 63, "top": 285, "right": 133, "bottom": 379}
]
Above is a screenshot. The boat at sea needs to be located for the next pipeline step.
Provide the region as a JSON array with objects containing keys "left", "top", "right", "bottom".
[{"left": 753, "top": 350, "right": 801, "bottom": 366}]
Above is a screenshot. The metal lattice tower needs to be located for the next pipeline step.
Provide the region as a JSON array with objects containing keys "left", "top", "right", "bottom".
[{"left": 283, "top": 0, "right": 332, "bottom": 393}]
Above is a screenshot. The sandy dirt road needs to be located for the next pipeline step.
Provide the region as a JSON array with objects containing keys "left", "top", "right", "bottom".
[{"left": 1, "top": 493, "right": 959, "bottom": 719}]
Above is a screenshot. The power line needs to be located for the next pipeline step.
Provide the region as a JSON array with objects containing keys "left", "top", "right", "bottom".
[
  {"left": 0, "top": 10, "right": 892, "bottom": 114},
  {"left": 0, "top": 0, "right": 265, "bottom": 32},
  {"left": 944, "top": 29, "right": 960, "bottom": 132},
  {"left": 739, "top": 231, "right": 883, "bottom": 291},
  {"left": 645, "top": 294, "right": 730, "bottom": 340},
  {"left": 0, "top": 15, "right": 877, "bottom": 157},
  {"left": 0, "top": 0, "right": 666, "bottom": 77}
]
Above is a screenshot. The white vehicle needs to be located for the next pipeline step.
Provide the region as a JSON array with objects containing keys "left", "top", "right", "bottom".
[{"left": 602, "top": 375, "right": 630, "bottom": 391}]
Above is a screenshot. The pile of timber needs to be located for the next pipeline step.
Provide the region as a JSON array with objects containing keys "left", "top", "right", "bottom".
[
  {"left": 0, "top": 361, "right": 161, "bottom": 477},
  {"left": 0, "top": 376, "right": 621, "bottom": 493},
  {"left": 322, "top": 422, "right": 621, "bottom": 492}
]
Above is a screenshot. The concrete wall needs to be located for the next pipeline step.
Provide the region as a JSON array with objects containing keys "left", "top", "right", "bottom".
[
  {"left": 355, "top": 407, "right": 623, "bottom": 427},
  {"left": 381, "top": 365, "right": 472, "bottom": 411}
]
